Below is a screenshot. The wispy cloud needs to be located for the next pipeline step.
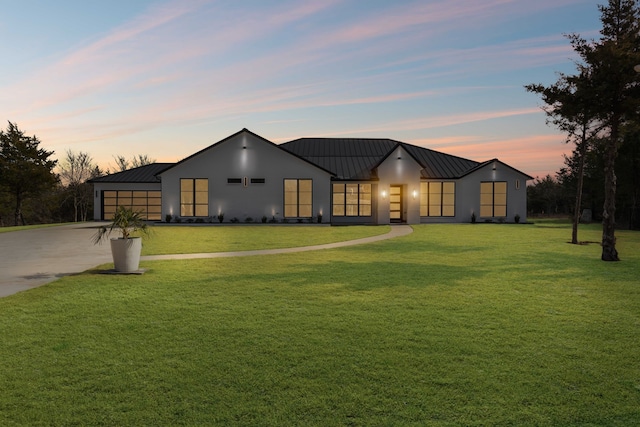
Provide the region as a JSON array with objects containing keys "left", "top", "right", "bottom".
[{"left": 0, "top": 0, "right": 598, "bottom": 177}]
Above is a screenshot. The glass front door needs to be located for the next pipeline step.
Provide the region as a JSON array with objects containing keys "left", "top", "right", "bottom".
[{"left": 389, "top": 185, "right": 403, "bottom": 223}]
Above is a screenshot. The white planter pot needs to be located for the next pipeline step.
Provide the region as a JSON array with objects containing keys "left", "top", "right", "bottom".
[{"left": 110, "top": 238, "right": 142, "bottom": 272}]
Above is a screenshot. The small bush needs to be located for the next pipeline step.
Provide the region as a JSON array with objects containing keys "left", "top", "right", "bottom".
[
  {"left": 217, "top": 213, "right": 224, "bottom": 223},
  {"left": 165, "top": 214, "right": 173, "bottom": 223},
  {"left": 261, "top": 215, "right": 268, "bottom": 223},
  {"left": 245, "top": 217, "right": 254, "bottom": 223},
  {"left": 195, "top": 218, "right": 204, "bottom": 223},
  {"left": 230, "top": 217, "right": 239, "bottom": 223}
]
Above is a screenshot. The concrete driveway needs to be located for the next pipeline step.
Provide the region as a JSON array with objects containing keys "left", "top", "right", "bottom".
[
  {"left": 0, "top": 223, "right": 413, "bottom": 298},
  {"left": 0, "top": 223, "right": 112, "bottom": 298}
]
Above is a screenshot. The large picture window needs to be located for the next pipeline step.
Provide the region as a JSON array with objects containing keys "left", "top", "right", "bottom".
[
  {"left": 480, "top": 181, "right": 507, "bottom": 217},
  {"left": 284, "top": 179, "right": 312, "bottom": 218},
  {"left": 420, "top": 182, "right": 455, "bottom": 217},
  {"left": 332, "top": 183, "right": 372, "bottom": 216},
  {"left": 103, "top": 190, "right": 162, "bottom": 221},
  {"left": 181, "top": 178, "right": 208, "bottom": 217}
]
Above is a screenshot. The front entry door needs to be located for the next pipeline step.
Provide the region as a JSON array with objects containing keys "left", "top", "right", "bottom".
[{"left": 389, "top": 185, "right": 403, "bottom": 223}]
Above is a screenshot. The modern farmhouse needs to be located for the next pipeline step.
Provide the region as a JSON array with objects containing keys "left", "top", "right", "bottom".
[{"left": 90, "top": 128, "right": 533, "bottom": 225}]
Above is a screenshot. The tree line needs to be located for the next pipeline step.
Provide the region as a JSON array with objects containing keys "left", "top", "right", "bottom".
[
  {"left": 526, "top": 0, "right": 640, "bottom": 261},
  {"left": 0, "top": 121, "right": 153, "bottom": 227}
]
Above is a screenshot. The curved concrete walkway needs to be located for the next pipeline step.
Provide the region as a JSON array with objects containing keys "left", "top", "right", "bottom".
[{"left": 0, "top": 224, "right": 413, "bottom": 298}]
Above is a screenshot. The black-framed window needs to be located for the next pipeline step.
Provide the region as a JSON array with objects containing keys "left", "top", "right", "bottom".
[
  {"left": 332, "top": 183, "right": 372, "bottom": 216},
  {"left": 181, "top": 178, "right": 208, "bottom": 216},
  {"left": 480, "top": 181, "right": 507, "bottom": 217},
  {"left": 420, "top": 182, "right": 455, "bottom": 217},
  {"left": 284, "top": 179, "right": 312, "bottom": 217}
]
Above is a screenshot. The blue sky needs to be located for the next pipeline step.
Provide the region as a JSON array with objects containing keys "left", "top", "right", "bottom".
[{"left": 1, "top": 0, "right": 601, "bottom": 178}]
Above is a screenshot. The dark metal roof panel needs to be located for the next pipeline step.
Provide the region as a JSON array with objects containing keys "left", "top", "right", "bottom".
[
  {"left": 402, "top": 145, "right": 479, "bottom": 179},
  {"left": 281, "top": 138, "right": 398, "bottom": 180},
  {"left": 282, "top": 138, "right": 480, "bottom": 180},
  {"left": 89, "top": 163, "right": 173, "bottom": 183}
]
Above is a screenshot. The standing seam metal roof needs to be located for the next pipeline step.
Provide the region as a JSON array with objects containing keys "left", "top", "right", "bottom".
[
  {"left": 88, "top": 163, "right": 173, "bottom": 183},
  {"left": 89, "top": 133, "right": 513, "bottom": 184},
  {"left": 281, "top": 138, "right": 480, "bottom": 180}
]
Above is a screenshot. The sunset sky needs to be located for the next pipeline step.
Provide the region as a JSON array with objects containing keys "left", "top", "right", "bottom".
[{"left": 1, "top": 1, "right": 602, "bottom": 179}]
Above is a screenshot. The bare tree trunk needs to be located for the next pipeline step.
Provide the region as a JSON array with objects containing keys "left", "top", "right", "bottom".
[
  {"left": 572, "top": 130, "right": 588, "bottom": 244},
  {"left": 13, "top": 191, "right": 22, "bottom": 226},
  {"left": 73, "top": 196, "right": 79, "bottom": 222},
  {"left": 602, "top": 131, "right": 620, "bottom": 261}
]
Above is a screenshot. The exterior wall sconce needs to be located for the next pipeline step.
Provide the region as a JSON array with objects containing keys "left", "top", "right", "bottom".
[
  {"left": 412, "top": 190, "right": 418, "bottom": 199},
  {"left": 397, "top": 156, "right": 402, "bottom": 160},
  {"left": 492, "top": 162, "right": 497, "bottom": 170},
  {"left": 242, "top": 145, "right": 247, "bottom": 149},
  {"left": 381, "top": 190, "right": 387, "bottom": 199}
]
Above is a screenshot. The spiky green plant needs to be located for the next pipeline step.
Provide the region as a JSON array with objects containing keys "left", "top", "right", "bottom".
[{"left": 93, "top": 206, "right": 151, "bottom": 244}]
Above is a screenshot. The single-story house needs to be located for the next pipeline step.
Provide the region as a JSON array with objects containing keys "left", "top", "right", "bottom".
[{"left": 90, "top": 128, "right": 533, "bottom": 224}]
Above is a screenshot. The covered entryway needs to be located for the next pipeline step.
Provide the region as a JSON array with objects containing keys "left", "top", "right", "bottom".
[{"left": 389, "top": 185, "right": 404, "bottom": 223}]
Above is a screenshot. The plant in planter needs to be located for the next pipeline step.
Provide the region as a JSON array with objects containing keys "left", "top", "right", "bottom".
[{"left": 93, "top": 206, "right": 151, "bottom": 273}]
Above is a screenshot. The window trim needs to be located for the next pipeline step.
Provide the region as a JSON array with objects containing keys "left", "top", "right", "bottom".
[
  {"left": 419, "top": 181, "right": 455, "bottom": 217},
  {"left": 180, "top": 178, "right": 209, "bottom": 217},
  {"left": 284, "top": 178, "right": 313, "bottom": 218},
  {"left": 332, "top": 182, "right": 372, "bottom": 217},
  {"left": 480, "top": 181, "right": 507, "bottom": 218}
]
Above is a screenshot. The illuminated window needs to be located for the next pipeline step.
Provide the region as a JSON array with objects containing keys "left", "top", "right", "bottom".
[
  {"left": 419, "top": 182, "right": 455, "bottom": 217},
  {"left": 332, "top": 183, "right": 371, "bottom": 217},
  {"left": 284, "top": 179, "right": 312, "bottom": 218},
  {"left": 181, "top": 178, "right": 208, "bottom": 217},
  {"left": 480, "top": 181, "right": 507, "bottom": 217},
  {"left": 103, "top": 190, "right": 161, "bottom": 221}
]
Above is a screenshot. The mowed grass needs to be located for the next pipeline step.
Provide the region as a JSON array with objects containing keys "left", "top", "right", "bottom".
[
  {"left": 0, "top": 222, "right": 73, "bottom": 233},
  {"left": 141, "top": 225, "right": 390, "bottom": 255},
  {"left": 1, "top": 221, "right": 639, "bottom": 426}
]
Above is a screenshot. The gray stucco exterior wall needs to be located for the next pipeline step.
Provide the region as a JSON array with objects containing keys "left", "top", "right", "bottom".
[
  {"left": 90, "top": 129, "right": 531, "bottom": 225},
  {"left": 158, "top": 131, "right": 332, "bottom": 223}
]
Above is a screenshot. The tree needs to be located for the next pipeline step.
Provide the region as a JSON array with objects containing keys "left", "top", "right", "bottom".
[
  {"left": 111, "top": 154, "right": 155, "bottom": 172},
  {"left": 58, "top": 150, "right": 101, "bottom": 222},
  {"left": 527, "top": 175, "right": 566, "bottom": 216},
  {"left": 526, "top": 71, "right": 602, "bottom": 244},
  {"left": 527, "top": 0, "right": 640, "bottom": 260},
  {"left": 0, "top": 122, "right": 58, "bottom": 226},
  {"left": 131, "top": 154, "right": 154, "bottom": 168},
  {"left": 573, "top": 0, "right": 640, "bottom": 261},
  {"left": 617, "top": 129, "right": 640, "bottom": 229}
]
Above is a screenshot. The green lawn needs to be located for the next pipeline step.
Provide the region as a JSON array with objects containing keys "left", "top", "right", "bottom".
[
  {"left": 0, "top": 222, "right": 73, "bottom": 233},
  {"left": 1, "top": 221, "right": 639, "bottom": 426},
  {"left": 141, "top": 225, "right": 390, "bottom": 255}
]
